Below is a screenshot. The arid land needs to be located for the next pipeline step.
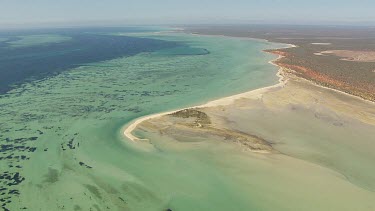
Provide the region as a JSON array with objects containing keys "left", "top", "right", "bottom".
[{"left": 185, "top": 25, "right": 375, "bottom": 101}]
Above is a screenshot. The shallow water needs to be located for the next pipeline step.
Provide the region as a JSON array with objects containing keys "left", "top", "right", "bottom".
[
  {"left": 0, "top": 28, "right": 287, "bottom": 210},
  {"left": 135, "top": 130, "right": 375, "bottom": 211},
  {"left": 225, "top": 81, "right": 375, "bottom": 192}
]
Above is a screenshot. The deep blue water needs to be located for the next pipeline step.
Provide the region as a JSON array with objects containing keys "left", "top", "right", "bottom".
[{"left": 0, "top": 28, "right": 180, "bottom": 93}]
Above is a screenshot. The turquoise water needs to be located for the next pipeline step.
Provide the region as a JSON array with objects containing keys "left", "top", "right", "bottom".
[{"left": 0, "top": 30, "right": 286, "bottom": 210}]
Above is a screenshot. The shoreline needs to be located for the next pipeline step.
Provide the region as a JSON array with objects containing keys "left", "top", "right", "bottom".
[
  {"left": 123, "top": 39, "right": 294, "bottom": 141},
  {"left": 183, "top": 28, "right": 375, "bottom": 102},
  {"left": 268, "top": 51, "right": 375, "bottom": 104}
]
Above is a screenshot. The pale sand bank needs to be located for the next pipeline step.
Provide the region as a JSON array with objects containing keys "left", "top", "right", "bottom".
[{"left": 311, "top": 42, "right": 332, "bottom": 45}]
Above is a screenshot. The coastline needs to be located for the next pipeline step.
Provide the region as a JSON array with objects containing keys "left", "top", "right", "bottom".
[
  {"left": 112, "top": 30, "right": 375, "bottom": 209},
  {"left": 268, "top": 51, "right": 375, "bottom": 103},
  {"left": 186, "top": 31, "right": 374, "bottom": 104},
  {"left": 122, "top": 31, "right": 374, "bottom": 142},
  {"left": 184, "top": 27, "right": 375, "bottom": 102},
  {"left": 123, "top": 40, "right": 294, "bottom": 142}
]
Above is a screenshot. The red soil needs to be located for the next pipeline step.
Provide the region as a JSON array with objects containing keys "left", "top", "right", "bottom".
[{"left": 267, "top": 50, "right": 375, "bottom": 101}]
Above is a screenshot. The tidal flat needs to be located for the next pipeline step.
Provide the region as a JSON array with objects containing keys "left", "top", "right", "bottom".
[{"left": 136, "top": 74, "right": 375, "bottom": 211}]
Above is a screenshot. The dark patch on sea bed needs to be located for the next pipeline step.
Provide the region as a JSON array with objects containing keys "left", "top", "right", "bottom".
[
  {"left": 84, "top": 184, "right": 102, "bottom": 200},
  {"left": 44, "top": 168, "right": 59, "bottom": 183},
  {"left": 0, "top": 131, "right": 40, "bottom": 209},
  {"left": 121, "top": 182, "right": 160, "bottom": 203},
  {"left": 79, "top": 161, "right": 93, "bottom": 169},
  {"left": 93, "top": 204, "right": 102, "bottom": 211},
  {"left": 0, "top": 170, "right": 25, "bottom": 209},
  {"left": 74, "top": 205, "right": 82, "bottom": 211}
]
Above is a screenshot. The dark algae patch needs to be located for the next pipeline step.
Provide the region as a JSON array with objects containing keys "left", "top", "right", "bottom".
[
  {"left": 0, "top": 135, "right": 38, "bottom": 209},
  {"left": 44, "top": 168, "right": 59, "bottom": 183},
  {"left": 79, "top": 162, "right": 93, "bottom": 169}
]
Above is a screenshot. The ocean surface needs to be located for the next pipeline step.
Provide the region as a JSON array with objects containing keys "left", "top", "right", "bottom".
[{"left": 0, "top": 27, "right": 286, "bottom": 210}]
